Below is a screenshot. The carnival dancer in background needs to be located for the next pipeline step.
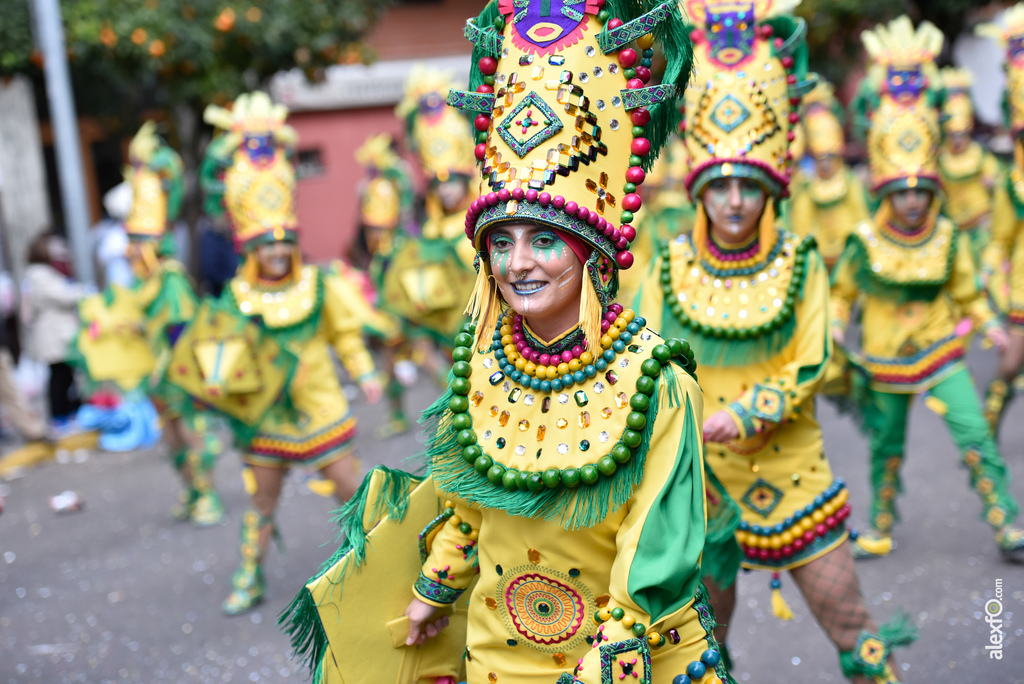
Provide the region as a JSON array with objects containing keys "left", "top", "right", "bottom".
[
  {"left": 345, "top": 133, "right": 418, "bottom": 436},
  {"left": 73, "top": 122, "right": 224, "bottom": 526},
  {"left": 638, "top": 3, "right": 913, "bottom": 681},
  {"left": 199, "top": 92, "right": 382, "bottom": 615},
  {"left": 378, "top": 67, "right": 478, "bottom": 385},
  {"left": 282, "top": 2, "right": 733, "bottom": 682},
  {"left": 834, "top": 17, "right": 1024, "bottom": 560},
  {"left": 937, "top": 67, "right": 999, "bottom": 268},
  {"left": 789, "top": 79, "right": 870, "bottom": 271},
  {"left": 978, "top": 6, "right": 1024, "bottom": 436}
]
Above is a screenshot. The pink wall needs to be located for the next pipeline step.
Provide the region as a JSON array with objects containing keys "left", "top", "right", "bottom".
[{"left": 291, "top": 107, "right": 425, "bottom": 263}]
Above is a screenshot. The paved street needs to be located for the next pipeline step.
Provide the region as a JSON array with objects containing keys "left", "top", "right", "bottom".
[{"left": 1, "top": 348, "right": 1022, "bottom": 683}]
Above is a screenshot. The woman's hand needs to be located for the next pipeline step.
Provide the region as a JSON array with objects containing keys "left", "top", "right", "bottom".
[
  {"left": 702, "top": 411, "right": 740, "bottom": 444},
  {"left": 404, "top": 598, "right": 449, "bottom": 646},
  {"left": 987, "top": 325, "right": 1010, "bottom": 354},
  {"left": 360, "top": 378, "right": 383, "bottom": 404}
]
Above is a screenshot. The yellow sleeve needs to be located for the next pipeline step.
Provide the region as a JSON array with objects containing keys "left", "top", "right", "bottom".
[
  {"left": 829, "top": 240, "right": 859, "bottom": 335},
  {"left": 722, "top": 252, "right": 832, "bottom": 440},
  {"left": 577, "top": 369, "right": 707, "bottom": 680},
  {"left": 321, "top": 273, "right": 377, "bottom": 382},
  {"left": 949, "top": 233, "right": 998, "bottom": 331},
  {"left": 413, "top": 497, "right": 482, "bottom": 607}
]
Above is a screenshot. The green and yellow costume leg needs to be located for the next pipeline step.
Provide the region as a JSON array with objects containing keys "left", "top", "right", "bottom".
[
  {"left": 860, "top": 368, "right": 1024, "bottom": 558},
  {"left": 223, "top": 508, "right": 273, "bottom": 615}
]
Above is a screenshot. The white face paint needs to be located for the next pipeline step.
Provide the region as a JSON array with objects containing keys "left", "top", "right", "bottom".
[{"left": 487, "top": 222, "right": 586, "bottom": 340}]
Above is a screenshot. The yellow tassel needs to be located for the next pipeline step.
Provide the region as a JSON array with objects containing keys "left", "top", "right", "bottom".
[
  {"left": 465, "top": 267, "right": 502, "bottom": 351},
  {"left": 307, "top": 479, "right": 336, "bottom": 497},
  {"left": 771, "top": 587, "right": 795, "bottom": 620},
  {"left": 691, "top": 203, "right": 709, "bottom": 260},
  {"left": 242, "top": 467, "right": 257, "bottom": 495},
  {"left": 757, "top": 201, "right": 776, "bottom": 261},
  {"left": 923, "top": 395, "right": 947, "bottom": 416},
  {"left": 855, "top": 534, "right": 893, "bottom": 556},
  {"left": 578, "top": 277, "right": 603, "bottom": 352}
]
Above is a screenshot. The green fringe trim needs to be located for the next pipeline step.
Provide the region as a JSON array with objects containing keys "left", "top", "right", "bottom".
[
  {"left": 278, "top": 466, "right": 420, "bottom": 681},
  {"left": 657, "top": 238, "right": 814, "bottom": 368},
  {"left": 424, "top": 366, "right": 677, "bottom": 531},
  {"left": 700, "top": 466, "right": 743, "bottom": 590},
  {"left": 838, "top": 610, "right": 918, "bottom": 678},
  {"left": 843, "top": 230, "right": 956, "bottom": 303},
  {"left": 467, "top": 0, "right": 504, "bottom": 92},
  {"left": 645, "top": 0, "right": 695, "bottom": 172}
]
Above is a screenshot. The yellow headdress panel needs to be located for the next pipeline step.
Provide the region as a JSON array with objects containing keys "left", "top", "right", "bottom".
[
  {"left": 977, "top": 4, "right": 1024, "bottom": 135},
  {"left": 681, "top": 0, "right": 816, "bottom": 199},
  {"left": 124, "top": 121, "right": 184, "bottom": 240},
  {"left": 940, "top": 67, "right": 974, "bottom": 135},
  {"left": 861, "top": 17, "right": 943, "bottom": 194},
  {"left": 203, "top": 92, "right": 299, "bottom": 247},
  {"left": 398, "top": 66, "right": 477, "bottom": 181},
  {"left": 801, "top": 78, "right": 844, "bottom": 158},
  {"left": 356, "top": 133, "right": 410, "bottom": 230}
]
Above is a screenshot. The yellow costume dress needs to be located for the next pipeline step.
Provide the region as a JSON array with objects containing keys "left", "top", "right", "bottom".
[
  {"left": 283, "top": 3, "right": 734, "bottom": 683},
  {"left": 835, "top": 16, "right": 1024, "bottom": 559},
  {"left": 937, "top": 68, "right": 999, "bottom": 265},
  {"left": 788, "top": 80, "right": 870, "bottom": 269},
  {"left": 195, "top": 92, "right": 378, "bottom": 614}
]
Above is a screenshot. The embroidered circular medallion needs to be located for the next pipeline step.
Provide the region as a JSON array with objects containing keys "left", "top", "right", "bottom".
[{"left": 503, "top": 572, "right": 586, "bottom": 646}]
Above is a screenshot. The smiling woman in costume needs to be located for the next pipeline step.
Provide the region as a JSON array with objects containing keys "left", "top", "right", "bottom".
[
  {"left": 636, "top": 3, "right": 914, "bottom": 682},
  {"left": 281, "top": 2, "right": 734, "bottom": 684}
]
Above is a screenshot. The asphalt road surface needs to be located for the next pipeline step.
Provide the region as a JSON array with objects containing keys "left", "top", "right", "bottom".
[{"left": 1, "top": 348, "right": 1022, "bottom": 683}]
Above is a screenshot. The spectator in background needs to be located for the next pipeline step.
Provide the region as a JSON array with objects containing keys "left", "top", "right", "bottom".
[
  {"left": 0, "top": 270, "right": 47, "bottom": 443},
  {"left": 22, "top": 233, "right": 88, "bottom": 436}
]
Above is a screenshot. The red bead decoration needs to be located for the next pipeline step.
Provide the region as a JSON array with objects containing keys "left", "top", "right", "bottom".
[
  {"left": 621, "top": 193, "right": 642, "bottom": 212},
  {"left": 618, "top": 48, "right": 638, "bottom": 67},
  {"left": 630, "top": 108, "right": 651, "bottom": 126},
  {"left": 474, "top": 114, "right": 490, "bottom": 131},
  {"left": 630, "top": 138, "right": 651, "bottom": 156},
  {"left": 476, "top": 84, "right": 494, "bottom": 94},
  {"left": 478, "top": 56, "right": 498, "bottom": 75},
  {"left": 625, "top": 166, "right": 646, "bottom": 185}
]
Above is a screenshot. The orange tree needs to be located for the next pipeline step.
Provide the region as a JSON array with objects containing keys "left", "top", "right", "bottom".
[{"left": 1, "top": 0, "right": 393, "bottom": 261}]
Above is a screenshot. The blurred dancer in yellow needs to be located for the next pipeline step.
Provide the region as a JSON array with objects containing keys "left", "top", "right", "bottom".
[
  {"left": 937, "top": 68, "right": 999, "bottom": 266},
  {"left": 789, "top": 80, "right": 870, "bottom": 270},
  {"left": 835, "top": 17, "right": 1024, "bottom": 560},
  {"left": 200, "top": 92, "right": 382, "bottom": 614},
  {"left": 282, "top": 2, "right": 734, "bottom": 683},
  {"left": 637, "top": 3, "right": 912, "bottom": 681},
  {"left": 379, "top": 67, "right": 478, "bottom": 378},
  {"left": 978, "top": 7, "right": 1024, "bottom": 434},
  {"left": 76, "top": 122, "right": 224, "bottom": 526}
]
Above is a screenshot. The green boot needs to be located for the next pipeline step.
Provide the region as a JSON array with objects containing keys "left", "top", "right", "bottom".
[
  {"left": 222, "top": 509, "right": 268, "bottom": 615},
  {"left": 169, "top": 448, "right": 194, "bottom": 521},
  {"left": 188, "top": 434, "right": 224, "bottom": 527}
]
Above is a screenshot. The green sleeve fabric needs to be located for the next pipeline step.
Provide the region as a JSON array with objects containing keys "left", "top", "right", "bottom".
[{"left": 626, "top": 390, "right": 706, "bottom": 622}]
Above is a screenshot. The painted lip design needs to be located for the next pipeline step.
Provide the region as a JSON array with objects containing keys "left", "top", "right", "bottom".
[{"left": 511, "top": 280, "right": 548, "bottom": 295}]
